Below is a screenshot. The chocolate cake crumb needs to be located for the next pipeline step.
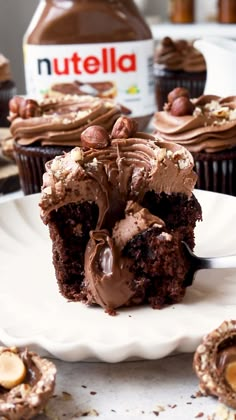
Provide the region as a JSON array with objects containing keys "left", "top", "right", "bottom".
[
  {"left": 62, "top": 391, "right": 73, "bottom": 400},
  {"left": 81, "top": 409, "right": 99, "bottom": 416}
]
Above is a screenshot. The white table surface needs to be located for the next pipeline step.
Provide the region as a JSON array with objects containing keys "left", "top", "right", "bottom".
[
  {"left": 33, "top": 353, "right": 232, "bottom": 420},
  {"left": 0, "top": 192, "right": 234, "bottom": 420}
]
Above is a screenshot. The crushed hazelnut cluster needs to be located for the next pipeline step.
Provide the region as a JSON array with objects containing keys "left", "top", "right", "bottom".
[
  {"left": 155, "top": 147, "right": 190, "bottom": 169},
  {"left": 193, "top": 100, "right": 236, "bottom": 125}
]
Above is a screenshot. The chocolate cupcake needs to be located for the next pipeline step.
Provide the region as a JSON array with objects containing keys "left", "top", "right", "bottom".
[
  {"left": 39, "top": 116, "right": 202, "bottom": 313},
  {"left": 193, "top": 320, "right": 236, "bottom": 409},
  {"left": 0, "top": 54, "right": 17, "bottom": 127},
  {"left": 0, "top": 346, "right": 56, "bottom": 419},
  {"left": 154, "top": 37, "right": 206, "bottom": 111},
  {"left": 8, "top": 94, "right": 124, "bottom": 195},
  {"left": 153, "top": 88, "right": 236, "bottom": 196}
]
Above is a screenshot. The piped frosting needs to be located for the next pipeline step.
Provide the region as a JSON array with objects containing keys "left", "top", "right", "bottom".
[{"left": 154, "top": 94, "right": 236, "bottom": 153}]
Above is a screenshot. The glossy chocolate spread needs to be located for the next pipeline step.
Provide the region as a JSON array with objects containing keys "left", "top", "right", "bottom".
[{"left": 40, "top": 119, "right": 197, "bottom": 310}]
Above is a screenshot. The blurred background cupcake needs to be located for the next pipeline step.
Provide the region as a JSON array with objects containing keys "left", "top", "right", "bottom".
[
  {"left": 153, "top": 88, "right": 236, "bottom": 196},
  {"left": 8, "top": 94, "right": 125, "bottom": 195},
  {"left": 0, "top": 54, "right": 17, "bottom": 127},
  {"left": 154, "top": 37, "right": 206, "bottom": 111}
]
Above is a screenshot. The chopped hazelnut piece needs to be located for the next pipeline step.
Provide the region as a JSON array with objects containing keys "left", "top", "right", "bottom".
[
  {"left": 0, "top": 350, "right": 26, "bottom": 389},
  {"left": 71, "top": 147, "right": 84, "bottom": 162}
]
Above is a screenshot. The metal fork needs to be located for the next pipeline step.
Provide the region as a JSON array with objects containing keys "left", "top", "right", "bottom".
[{"left": 182, "top": 241, "right": 236, "bottom": 286}]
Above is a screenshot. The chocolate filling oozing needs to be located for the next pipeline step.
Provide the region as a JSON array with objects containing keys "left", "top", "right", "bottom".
[{"left": 47, "top": 191, "right": 200, "bottom": 308}]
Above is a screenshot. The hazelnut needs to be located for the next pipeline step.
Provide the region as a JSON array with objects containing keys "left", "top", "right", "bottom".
[
  {"left": 225, "top": 361, "right": 236, "bottom": 391},
  {"left": 81, "top": 125, "right": 110, "bottom": 149},
  {"left": 111, "top": 116, "right": 138, "bottom": 139},
  {"left": 162, "top": 37, "right": 175, "bottom": 48},
  {"left": 9, "top": 96, "right": 42, "bottom": 119},
  {"left": 0, "top": 350, "right": 26, "bottom": 389},
  {"left": 170, "top": 96, "right": 194, "bottom": 116},
  {"left": 167, "top": 87, "right": 190, "bottom": 105}
]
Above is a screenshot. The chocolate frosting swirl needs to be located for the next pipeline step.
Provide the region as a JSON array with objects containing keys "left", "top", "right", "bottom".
[
  {"left": 40, "top": 133, "right": 197, "bottom": 219},
  {"left": 40, "top": 124, "right": 197, "bottom": 310},
  {"left": 154, "top": 95, "right": 236, "bottom": 153},
  {"left": 0, "top": 54, "right": 12, "bottom": 82},
  {"left": 9, "top": 95, "right": 122, "bottom": 147},
  {"left": 155, "top": 37, "right": 206, "bottom": 73}
]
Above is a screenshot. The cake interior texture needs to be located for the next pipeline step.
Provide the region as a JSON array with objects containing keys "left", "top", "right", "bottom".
[{"left": 45, "top": 180, "right": 201, "bottom": 311}]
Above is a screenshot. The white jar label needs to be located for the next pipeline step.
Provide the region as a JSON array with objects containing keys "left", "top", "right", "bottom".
[{"left": 23, "top": 40, "right": 155, "bottom": 118}]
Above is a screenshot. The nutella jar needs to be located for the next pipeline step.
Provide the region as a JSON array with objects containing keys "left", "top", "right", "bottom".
[{"left": 23, "top": 0, "right": 155, "bottom": 129}]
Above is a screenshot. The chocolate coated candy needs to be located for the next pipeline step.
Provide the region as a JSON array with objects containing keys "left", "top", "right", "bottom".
[{"left": 193, "top": 320, "right": 236, "bottom": 409}]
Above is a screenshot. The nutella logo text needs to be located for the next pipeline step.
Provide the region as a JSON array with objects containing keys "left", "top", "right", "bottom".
[{"left": 37, "top": 48, "right": 137, "bottom": 76}]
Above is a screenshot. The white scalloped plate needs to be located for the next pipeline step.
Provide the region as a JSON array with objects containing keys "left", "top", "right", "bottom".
[{"left": 0, "top": 190, "right": 236, "bottom": 362}]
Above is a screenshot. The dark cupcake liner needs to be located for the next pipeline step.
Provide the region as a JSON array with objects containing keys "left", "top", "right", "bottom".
[
  {"left": 14, "top": 142, "right": 236, "bottom": 197},
  {"left": 0, "top": 81, "right": 17, "bottom": 127},
  {"left": 14, "top": 142, "right": 71, "bottom": 195},
  {"left": 192, "top": 148, "right": 236, "bottom": 196},
  {"left": 155, "top": 69, "right": 206, "bottom": 111}
]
